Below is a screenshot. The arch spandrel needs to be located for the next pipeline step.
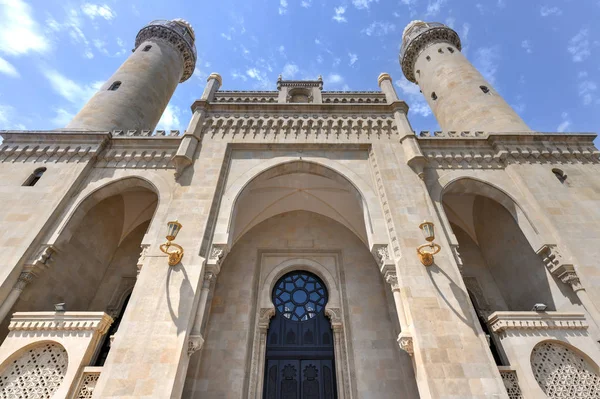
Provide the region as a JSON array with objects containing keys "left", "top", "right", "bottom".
[{"left": 214, "top": 157, "right": 387, "bottom": 250}]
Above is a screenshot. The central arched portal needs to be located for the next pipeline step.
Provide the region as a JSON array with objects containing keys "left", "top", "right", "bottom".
[{"left": 264, "top": 271, "right": 336, "bottom": 399}]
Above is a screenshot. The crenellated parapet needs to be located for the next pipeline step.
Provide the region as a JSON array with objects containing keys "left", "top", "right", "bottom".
[
  {"left": 322, "top": 91, "right": 387, "bottom": 104},
  {"left": 111, "top": 129, "right": 182, "bottom": 137},
  {"left": 418, "top": 131, "right": 600, "bottom": 168},
  {"left": 213, "top": 91, "right": 279, "bottom": 103}
]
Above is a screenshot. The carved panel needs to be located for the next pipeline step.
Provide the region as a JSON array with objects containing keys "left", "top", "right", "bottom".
[
  {"left": 76, "top": 370, "right": 100, "bottom": 399},
  {"left": 499, "top": 369, "right": 523, "bottom": 399},
  {"left": 0, "top": 342, "right": 68, "bottom": 398},
  {"left": 531, "top": 341, "right": 600, "bottom": 398}
]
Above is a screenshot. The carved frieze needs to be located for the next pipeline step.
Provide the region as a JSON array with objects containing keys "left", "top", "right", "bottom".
[
  {"left": 201, "top": 113, "right": 398, "bottom": 142},
  {"left": 419, "top": 132, "right": 600, "bottom": 169},
  {"left": 487, "top": 311, "right": 588, "bottom": 336},
  {"left": 9, "top": 312, "right": 114, "bottom": 334}
]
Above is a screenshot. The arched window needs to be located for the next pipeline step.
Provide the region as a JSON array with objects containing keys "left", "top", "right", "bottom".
[
  {"left": 447, "top": 47, "right": 455, "bottom": 53},
  {"left": 142, "top": 45, "right": 152, "bottom": 52},
  {"left": 431, "top": 92, "right": 438, "bottom": 101},
  {"left": 108, "top": 81, "right": 121, "bottom": 91},
  {"left": 480, "top": 85, "right": 490, "bottom": 94},
  {"left": 23, "top": 167, "right": 46, "bottom": 187}
]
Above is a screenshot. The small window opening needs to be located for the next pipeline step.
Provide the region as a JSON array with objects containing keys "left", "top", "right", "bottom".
[
  {"left": 416, "top": 70, "right": 421, "bottom": 76},
  {"left": 447, "top": 47, "right": 455, "bottom": 53},
  {"left": 108, "top": 81, "right": 121, "bottom": 91},
  {"left": 431, "top": 92, "right": 437, "bottom": 101},
  {"left": 552, "top": 168, "right": 567, "bottom": 183},
  {"left": 142, "top": 45, "right": 152, "bottom": 52},
  {"left": 480, "top": 85, "right": 490, "bottom": 94},
  {"left": 426, "top": 55, "right": 431, "bottom": 61},
  {"left": 438, "top": 48, "right": 444, "bottom": 54},
  {"left": 23, "top": 167, "right": 46, "bottom": 187}
]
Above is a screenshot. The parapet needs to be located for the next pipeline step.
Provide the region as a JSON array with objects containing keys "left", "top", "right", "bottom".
[
  {"left": 135, "top": 19, "right": 197, "bottom": 82},
  {"left": 400, "top": 21, "right": 461, "bottom": 83}
]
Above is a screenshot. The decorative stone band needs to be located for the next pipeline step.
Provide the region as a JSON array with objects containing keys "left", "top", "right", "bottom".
[
  {"left": 278, "top": 80, "right": 323, "bottom": 90},
  {"left": 200, "top": 114, "right": 399, "bottom": 142},
  {"left": 214, "top": 92, "right": 278, "bottom": 103},
  {"left": 419, "top": 132, "right": 599, "bottom": 168},
  {"left": 487, "top": 311, "right": 588, "bottom": 335},
  {"left": 400, "top": 23, "right": 461, "bottom": 83},
  {"left": 9, "top": 312, "right": 113, "bottom": 335},
  {"left": 135, "top": 21, "right": 196, "bottom": 82}
]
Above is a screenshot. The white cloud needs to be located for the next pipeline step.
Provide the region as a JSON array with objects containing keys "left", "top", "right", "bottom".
[
  {"left": 557, "top": 112, "right": 571, "bottom": 132},
  {"left": 332, "top": 6, "right": 347, "bottom": 23},
  {"left": 474, "top": 46, "right": 500, "bottom": 85},
  {"left": 362, "top": 21, "right": 396, "bottom": 36},
  {"left": 395, "top": 77, "right": 432, "bottom": 117},
  {"left": 327, "top": 74, "right": 344, "bottom": 87},
  {"left": 445, "top": 17, "right": 456, "bottom": 29},
  {"left": 352, "top": 0, "right": 378, "bottom": 9},
  {"left": 0, "top": 104, "right": 26, "bottom": 130},
  {"left": 0, "top": 56, "right": 19, "bottom": 78},
  {"left": 221, "top": 33, "right": 232, "bottom": 40},
  {"left": 426, "top": 0, "right": 447, "bottom": 16},
  {"left": 43, "top": 69, "right": 103, "bottom": 106},
  {"left": 46, "top": 8, "right": 93, "bottom": 58},
  {"left": 568, "top": 28, "right": 591, "bottom": 63},
  {"left": 279, "top": 0, "right": 288, "bottom": 15},
  {"left": 51, "top": 108, "right": 75, "bottom": 127},
  {"left": 0, "top": 0, "right": 50, "bottom": 56},
  {"left": 348, "top": 53, "right": 358, "bottom": 66},
  {"left": 246, "top": 67, "right": 271, "bottom": 89},
  {"left": 301, "top": 0, "right": 312, "bottom": 7},
  {"left": 81, "top": 3, "right": 115, "bottom": 20},
  {"left": 93, "top": 39, "right": 108, "bottom": 55},
  {"left": 315, "top": 39, "right": 321, "bottom": 45},
  {"left": 316, "top": 55, "right": 324, "bottom": 64},
  {"left": 521, "top": 40, "right": 533, "bottom": 54},
  {"left": 578, "top": 78, "right": 597, "bottom": 105},
  {"left": 282, "top": 63, "right": 299, "bottom": 79},
  {"left": 332, "top": 57, "right": 341, "bottom": 67},
  {"left": 157, "top": 103, "right": 182, "bottom": 132},
  {"left": 231, "top": 70, "right": 248, "bottom": 81},
  {"left": 540, "top": 6, "right": 562, "bottom": 17}
]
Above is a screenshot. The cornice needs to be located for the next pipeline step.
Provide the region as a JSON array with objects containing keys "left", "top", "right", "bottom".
[
  {"left": 95, "top": 134, "right": 181, "bottom": 169},
  {"left": 9, "top": 312, "right": 113, "bottom": 335},
  {"left": 487, "top": 311, "right": 588, "bottom": 334},
  {"left": 192, "top": 100, "right": 407, "bottom": 114}
]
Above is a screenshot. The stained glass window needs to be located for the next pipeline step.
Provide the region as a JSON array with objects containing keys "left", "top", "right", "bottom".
[{"left": 273, "top": 271, "right": 327, "bottom": 322}]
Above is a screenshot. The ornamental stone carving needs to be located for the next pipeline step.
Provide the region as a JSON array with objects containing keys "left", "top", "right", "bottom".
[
  {"left": 0, "top": 342, "right": 68, "bottom": 399},
  {"left": 537, "top": 245, "right": 583, "bottom": 291},
  {"left": 76, "top": 369, "right": 100, "bottom": 399},
  {"left": 187, "top": 334, "right": 204, "bottom": 356},
  {"left": 531, "top": 341, "right": 600, "bottom": 398},
  {"left": 487, "top": 311, "right": 587, "bottom": 336},
  {"left": 397, "top": 332, "right": 414, "bottom": 356},
  {"left": 498, "top": 368, "right": 523, "bottom": 399}
]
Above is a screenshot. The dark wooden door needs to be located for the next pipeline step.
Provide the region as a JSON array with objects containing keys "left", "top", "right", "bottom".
[{"left": 263, "top": 271, "right": 337, "bottom": 399}]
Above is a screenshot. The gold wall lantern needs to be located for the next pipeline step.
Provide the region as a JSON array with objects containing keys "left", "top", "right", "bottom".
[
  {"left": 417, "top": 221, "right": 441, "bottom": 266},
  {"left": 160, "top": 220, "right": 184, "bottom": 266}
]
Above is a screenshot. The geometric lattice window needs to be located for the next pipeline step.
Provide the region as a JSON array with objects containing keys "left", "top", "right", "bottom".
[
  {"left": 531, "top": 341, "right": 600, "bottom": 398},
  {"left": 0, "top": 342, "right": 68, "bottom": 399},
  {"left": 500, "top": 369, "right": 523, "bottom": 399},
  {"left": 76, "top": 371, "right": 100, "bottom": 399},
  {"left": 273, "top": 271, "right": 327, "bottom": 322}
]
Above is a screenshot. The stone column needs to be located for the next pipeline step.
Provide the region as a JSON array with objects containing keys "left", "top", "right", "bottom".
[
  {"left": 251, "top": 308, "right": 274, "bottom": 399},
  {"left": 187, "top": 270, "right": 216, "bottom": 356},
  {"left": 0, "top": 246, "right": 55, "bottom": 323}
]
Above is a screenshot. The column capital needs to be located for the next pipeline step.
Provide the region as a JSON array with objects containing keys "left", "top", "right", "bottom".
[
  {"left": 397, "top": 331, "right": 414, "bottom": 356},
  {"left": 14, "top": 271, "right": 37, "bottom": 292}
]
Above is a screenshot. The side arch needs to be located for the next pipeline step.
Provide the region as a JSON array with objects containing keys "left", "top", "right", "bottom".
[
  {"left": 432, "top": 174, "right": 543, "bottom": 250},
  {"left": 48, "top": 175, "right": 168, "bottom": 246}
]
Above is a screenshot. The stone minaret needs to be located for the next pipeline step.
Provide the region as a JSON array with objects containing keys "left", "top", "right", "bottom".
[
  {"left": 400, "top": 21, "right": 530, "bottom": 133},
  {"left": 66, "top": 19, "right": 197, "bottom": 132}
]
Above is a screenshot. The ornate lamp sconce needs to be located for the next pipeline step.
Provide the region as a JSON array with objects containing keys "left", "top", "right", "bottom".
[
  {"left": 160, "top": 220, "right": 183, "bottom": 266},
  {"left": 417, "top": 221, "right": 441, "bottom": 266}
]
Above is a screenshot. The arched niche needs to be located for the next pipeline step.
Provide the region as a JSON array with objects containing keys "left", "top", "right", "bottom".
[
  {"left": 441, "top": 178, "right": 581, "bottom": 312},
  {"left": 222, "top": 160, "right": 381, "bottom": 248}
]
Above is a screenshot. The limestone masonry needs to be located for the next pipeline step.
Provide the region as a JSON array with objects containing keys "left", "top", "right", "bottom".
[{"left": 0, "top": 18, "right": 599, "bottom": 399}]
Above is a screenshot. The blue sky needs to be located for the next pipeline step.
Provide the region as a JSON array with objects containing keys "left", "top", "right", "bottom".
[{"left": 0, "top": 0, "right": 599, "bottom": 142}]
